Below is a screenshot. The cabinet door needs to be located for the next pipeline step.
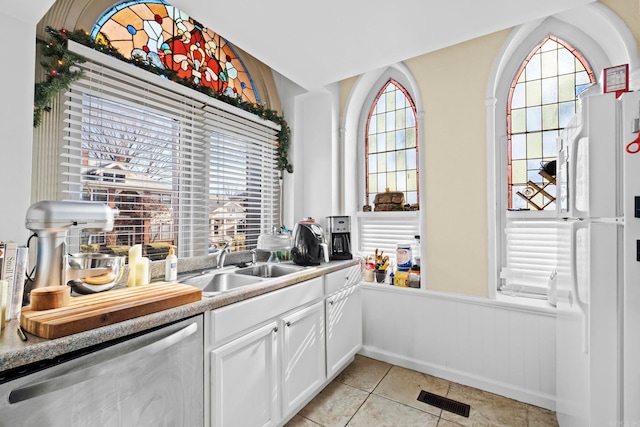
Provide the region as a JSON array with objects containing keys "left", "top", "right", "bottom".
[
  {"left": 326, "top": 285, "right": 362, "bottom": 378},
  {"left": 210, "top": 321, "right": 279, "bottom": 427},
  {"left": 325, "top": 264, "right": 362, "bottom": 295},
  {"left": 281, "top": 301, "right": 326, "bottom": 415}
]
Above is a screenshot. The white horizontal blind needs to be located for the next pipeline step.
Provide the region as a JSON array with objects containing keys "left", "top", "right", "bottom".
[
  {"left": 63, "top": 59, "right": 208, "bottom": 259},
  {"left": 203, "top": 106, "right": 280, "bottom": 250},
  {"left": 500, "top": 219, "right": 557, "bottom": 298},
  {"left": 356, "top": 211, "right": 420, "bottom": 262},
  {"left": 59, "top": 43, "right": 281, "bottom": 258}
]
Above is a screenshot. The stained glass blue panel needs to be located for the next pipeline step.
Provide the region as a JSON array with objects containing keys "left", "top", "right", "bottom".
[
  {"left": 512, "top": 134, "right": 526, "bottom": 160},
  {"left": 541, "top": 77, "right": 558, "bottom": 104},
  {"left": 396, "top": 130, "right": 406, "bottom": 149},
  {"left": 526, "top": 106, "right": 542, "bottom": 132},
  {"left": 512, "top": 83, "right": 525, "bottom": 109}
]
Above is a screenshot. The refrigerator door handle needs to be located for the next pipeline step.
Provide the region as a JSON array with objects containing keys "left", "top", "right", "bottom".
[
  {"left": 8, "top": 321, "right": 199, "bottom": 404},
  {"left": 571, "top": 222, "right": 589, "bottom": 354}
]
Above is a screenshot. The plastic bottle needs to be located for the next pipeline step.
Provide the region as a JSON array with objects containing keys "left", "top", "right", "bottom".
[
  {"left": 165, "top": 246, "right": 178, "bottom": 282},
  {"left": 396, "top": 243, "right": 412, "bottom": 271}
]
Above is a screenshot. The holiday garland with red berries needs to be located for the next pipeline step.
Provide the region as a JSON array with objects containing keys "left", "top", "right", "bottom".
[{"left": 34, "top": 27, "right": 292, "bottom": 173}]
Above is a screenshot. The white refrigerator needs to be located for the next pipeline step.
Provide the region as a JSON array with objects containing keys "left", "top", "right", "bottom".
[{"left": 555, "top": 89, "right": 640, "bottom": 426}]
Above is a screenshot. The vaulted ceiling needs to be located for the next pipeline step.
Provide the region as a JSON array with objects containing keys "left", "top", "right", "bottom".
[{"left": 171, "top": 0, "right": 596, "bottom": 90}]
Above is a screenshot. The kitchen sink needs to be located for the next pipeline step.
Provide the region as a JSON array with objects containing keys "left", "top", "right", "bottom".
[
  {"left": 178, "top": 263, "right": 305, "bottom": 296},
  {"left": 179, "top": 270, "right": 264, "bottom": 295},
  {"left": 235, "top": 263, "right": 306, "bottom": 278}
]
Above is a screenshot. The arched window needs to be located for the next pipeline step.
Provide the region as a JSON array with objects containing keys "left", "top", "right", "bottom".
[
  {"left": 488, "top": 5, "right": 638, "bottom": 299},
  {"left": 507, "top": 36, "right": 594, "bottom": 210},
  {"left": 91, "top": 0, "right": 259, "bottom": 103},
  {"left": 365, "top": 79, "right": 419, "bottom": 208}
]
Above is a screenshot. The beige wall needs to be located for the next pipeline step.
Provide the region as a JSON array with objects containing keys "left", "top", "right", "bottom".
[
  {"left": 602, "top": 0, "right": 640, "bottom": 47},
  {"left": 340, "top": 31, "right": 509, "bottom": 297},
  {"left": 407, "top": 30, "right": 510, "bottom": 296},
  {"left": 341, "top": 0, "right": 639, "bottom": 297}
]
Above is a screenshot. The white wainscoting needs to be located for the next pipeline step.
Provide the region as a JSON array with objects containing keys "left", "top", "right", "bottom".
[{"left": 360, "top": 284, "right": 556, "bottom": 410}]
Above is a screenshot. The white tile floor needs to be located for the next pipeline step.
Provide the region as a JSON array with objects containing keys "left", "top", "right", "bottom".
[{"left": 286, "top": 355, "right": 559, "bottom": 427}]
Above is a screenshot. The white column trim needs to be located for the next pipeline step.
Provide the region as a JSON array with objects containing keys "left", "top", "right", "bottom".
[{"left": 485, "top": 96, "right": 498, "bottom": 299}]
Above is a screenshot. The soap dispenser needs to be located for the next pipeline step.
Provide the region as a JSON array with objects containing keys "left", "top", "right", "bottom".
[{"left": 165, "top": 246, "right": 178, "bottom": 282}]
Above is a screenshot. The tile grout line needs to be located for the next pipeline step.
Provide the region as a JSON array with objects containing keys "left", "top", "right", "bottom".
[{"left": 340, "top": 364, "right": 393, "bottom": 426}]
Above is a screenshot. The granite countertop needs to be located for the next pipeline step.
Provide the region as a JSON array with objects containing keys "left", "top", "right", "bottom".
[{"left": 0, "top": 260, "right": 357, "bottom": 375}]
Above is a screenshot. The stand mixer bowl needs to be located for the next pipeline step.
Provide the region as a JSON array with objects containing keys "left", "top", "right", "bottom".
[{"left": 67, "top": 253, "right": 125, "bottom": 294}]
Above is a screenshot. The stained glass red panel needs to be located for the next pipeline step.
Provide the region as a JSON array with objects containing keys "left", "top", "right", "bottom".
[{"left": 92, "top": 0, "right": 258, "bottom": 103}]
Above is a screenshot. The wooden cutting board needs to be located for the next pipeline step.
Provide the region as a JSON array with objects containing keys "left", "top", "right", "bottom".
[{"left": 20, "top": 282, "right": 202, "bottom": 339}]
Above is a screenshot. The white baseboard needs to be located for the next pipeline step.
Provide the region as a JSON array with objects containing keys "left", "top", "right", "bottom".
[{"left": 359, "top": 345, "right": 556, "bottom": 411}]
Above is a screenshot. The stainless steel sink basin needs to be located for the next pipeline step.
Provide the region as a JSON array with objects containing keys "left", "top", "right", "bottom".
[
  {"left": 179, "top": 270, "right": 264, "bottom": 295},
  {"left": 235, "top": 263, "right": 306, "bottom": 278}
]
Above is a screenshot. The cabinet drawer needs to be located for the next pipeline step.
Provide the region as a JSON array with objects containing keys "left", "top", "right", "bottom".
[
  {"left": 324, "top": 264, "right": 362, "bottom": 295},
  {"left": 209, "top": 277, "right": 323, "bottom": 346}
]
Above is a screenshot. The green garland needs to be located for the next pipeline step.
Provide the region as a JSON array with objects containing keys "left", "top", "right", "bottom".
[{"left": 34, "top": 27, "right": 292, "bottom": 173}]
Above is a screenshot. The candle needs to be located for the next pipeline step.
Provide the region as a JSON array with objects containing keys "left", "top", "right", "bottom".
[
  {"left": 135, "top": 257, "right": 150, "bottom": 286},
  {"left": 127, "top": 244, "right": 142, "bottom": 287}
]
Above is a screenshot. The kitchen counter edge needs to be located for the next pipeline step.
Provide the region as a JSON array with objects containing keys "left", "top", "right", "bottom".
[{"left": 0, "top": 260, "right": 358, "bottom": 374}]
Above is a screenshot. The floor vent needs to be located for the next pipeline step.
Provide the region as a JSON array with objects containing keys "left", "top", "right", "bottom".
[{"left": 417, "top": 390, "right": 471, "bottom": 418}]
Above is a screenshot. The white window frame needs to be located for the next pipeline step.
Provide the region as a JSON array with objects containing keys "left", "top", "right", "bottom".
[
  {"left": 340, "top": 64, "right": 425, "bottom": 281},
  {"left": 50, "top": 40, "right": 281, "bottom": 258},
  {"left": 486, "top": 3, "right": 638, "bottom": 299}
]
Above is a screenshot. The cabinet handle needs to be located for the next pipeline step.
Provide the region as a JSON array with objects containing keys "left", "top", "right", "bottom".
[
  {"left": 286, "top": 321, "right": 291, "bottom": 327},
  {"left": 273, "top": 326, "right": 278, "bottom": 333},
  {"left": 329, "top": 300, "right": 334, "bottom": 305},
  {"left": 345, "top": 276, "right": 349, "bottom": 281}
]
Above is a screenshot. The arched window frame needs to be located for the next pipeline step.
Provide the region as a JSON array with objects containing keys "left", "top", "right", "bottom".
[
  {"left": 486, "top": 3, "right": 639, "bottom": 299},
  {"left": 364, "top": 79, "right": 420, "bottom": 208},
  {"left": 506, "top": 35, "right": 595, "bottom": 211},
  {"left": 340, "top": 64, "right": 425, "bottom": 270}
]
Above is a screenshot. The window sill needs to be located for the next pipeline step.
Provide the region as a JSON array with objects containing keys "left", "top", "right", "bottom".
[
  {"left": 356, "top": 210, "right": 419, "bottom": 219},
  {"left": 494, "top": 291, "right": 556, "bottom": 314}
]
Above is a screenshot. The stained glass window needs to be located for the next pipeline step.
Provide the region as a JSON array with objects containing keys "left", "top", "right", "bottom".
[
  {"left": 365, "top": 80, "right": 419, "bottom": 207},
  {"left": 507, "top": 36, "right": 594, "bottom": 210},
  {"left": 91, "top": 0, "right": 259, "bottom": 103}
]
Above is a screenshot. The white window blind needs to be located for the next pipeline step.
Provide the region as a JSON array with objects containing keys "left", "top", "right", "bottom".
[
  {"left": 356, "top": 211, "right": 420, "bottom": 262},
  {"left": 58, "top": 41, "right": 280, "bottom": 258},
  {"left": 204, "top": 106, "right": 280, "bottom": 250},
  {"left": 500, "top": 218, "right": 557, "bottom": 298}
]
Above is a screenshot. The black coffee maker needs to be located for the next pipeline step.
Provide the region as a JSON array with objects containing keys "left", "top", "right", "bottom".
[{"left": 328, "top": 216, "right": 353, "bottom": 260}]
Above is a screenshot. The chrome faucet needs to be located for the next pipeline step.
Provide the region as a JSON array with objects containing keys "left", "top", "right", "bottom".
[
  {"left": 216, "top": 242, "right": 231, "bottom": 269},
  {"left": 250, "top": 249, "right": 257, "bottom": 265}
]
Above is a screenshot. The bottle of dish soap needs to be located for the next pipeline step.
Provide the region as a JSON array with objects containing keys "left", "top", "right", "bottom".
[{"left": 165, "top": 246, "right": 178, "bottom": 282}]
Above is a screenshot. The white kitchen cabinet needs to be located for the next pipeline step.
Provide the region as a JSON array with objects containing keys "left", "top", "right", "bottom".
[
  {"left": 210, "top": 321, "right": 279, "bottom": 427},
  {"left": 206, "top": 277, "right": 325, "bottom": 427},
  {"left": 208, "top": 277, "right": 323, "bottom": 347},
  {"left": 325, "top": 271, "right": 362, "bottom": 378},
  {"left": 206, "top": 265, "right": 361, "bottom": 427},
  {"left": 281, "top": 301, "right": 325, "bottom": 415}
]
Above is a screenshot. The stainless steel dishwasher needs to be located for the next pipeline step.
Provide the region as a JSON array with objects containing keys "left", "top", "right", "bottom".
[{"left": 0, "top": 315, "right": 203, "bottom": 426}]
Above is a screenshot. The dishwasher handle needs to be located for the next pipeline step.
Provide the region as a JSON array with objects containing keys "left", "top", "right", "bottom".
[{"left": 9, "top": 321, "right": 198, "bottom": 404}]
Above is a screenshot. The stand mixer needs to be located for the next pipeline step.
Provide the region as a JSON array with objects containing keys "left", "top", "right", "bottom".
[{"left": 25, "top": 200, "right": 119, "bottom": 290}]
